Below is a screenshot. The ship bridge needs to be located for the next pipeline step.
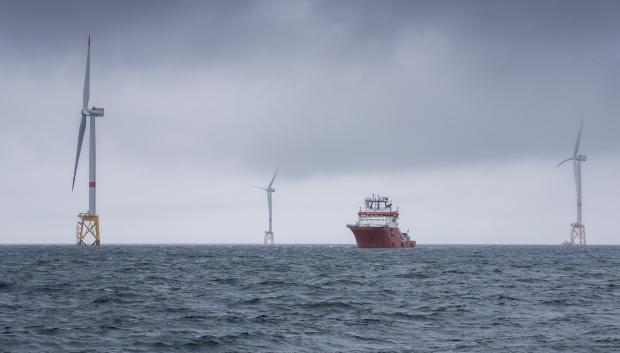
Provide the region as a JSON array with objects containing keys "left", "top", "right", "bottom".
[{"left": 356, "top": 194, "right": 399, "bottom": 227}]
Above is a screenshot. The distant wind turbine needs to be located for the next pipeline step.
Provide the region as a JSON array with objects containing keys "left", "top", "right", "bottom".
[
  {"left": 557, "top": 120, "right": 587, "bottom": 245},
  {"left": 254, "top": 170, "right": 278, "bottom": 244}
]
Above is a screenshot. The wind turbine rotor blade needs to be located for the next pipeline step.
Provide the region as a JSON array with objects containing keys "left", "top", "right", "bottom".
[
  {"left": 251, "top": 185, "right": 268, "bottom": 191},
  {"left": 573, "top": 120, "right": 583, "bottom": 157},
  {"left": 82, "top": 35, "right": 91, "bottom": 110},
  {"left": 557, "top": 158, "right": 574, "bottom": 167},
  {"left": 268, "top": 169, "right": 279, "bottom": 189},
  {"left": 72, "top": 114, "right": 87, "bottom": 190}
]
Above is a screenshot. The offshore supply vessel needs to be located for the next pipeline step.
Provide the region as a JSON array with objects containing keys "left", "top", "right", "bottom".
[{"left": 347, "top": 195, "right": 416, "bottom": 248}]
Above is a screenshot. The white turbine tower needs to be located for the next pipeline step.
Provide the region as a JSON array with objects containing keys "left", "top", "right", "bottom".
[
  {"left": 557, "top": 121, "right": 586, "bottom": 245},
  {"left": 254, "top": 170, "right": 278, "bottom": 244},
  {"left": 72, "top": 36, "right": 104, "bottom": 246}
]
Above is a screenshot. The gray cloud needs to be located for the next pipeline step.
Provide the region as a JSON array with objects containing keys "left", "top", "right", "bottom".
[{"left": 2, "top": 1, "right": 619, "bottom": 179}]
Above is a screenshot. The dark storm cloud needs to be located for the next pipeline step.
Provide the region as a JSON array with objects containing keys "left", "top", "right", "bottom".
[
  {"left": 1, "top": 0, "right": 619, "bottom": 177},
  {"left": 5, "top": 0, "right": 615, "bottom": 67}
]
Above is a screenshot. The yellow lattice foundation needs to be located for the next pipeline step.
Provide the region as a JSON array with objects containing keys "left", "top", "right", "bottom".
[
  {"left": 76, "top": 213, "right": 101, "bottom": 246},
  {"left": 264, "top": 231, "right": 274, "bottom": 245},
  {"left": 566, "top": 223, "right": 586, "bottom": 245}
]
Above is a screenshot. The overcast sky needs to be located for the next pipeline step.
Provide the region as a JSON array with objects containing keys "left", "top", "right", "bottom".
[{"left": 1, "top": 0, "right": 619, "bottom": 244}]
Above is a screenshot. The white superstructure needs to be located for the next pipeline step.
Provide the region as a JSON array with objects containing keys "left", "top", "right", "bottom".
[{"left": 354, "top": 195, "right": 400, "bottom": 228}]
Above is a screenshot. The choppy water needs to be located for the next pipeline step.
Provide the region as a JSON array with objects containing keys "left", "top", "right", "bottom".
[{"left": 0, "top": 245, "right": 619, "bottom": 352}]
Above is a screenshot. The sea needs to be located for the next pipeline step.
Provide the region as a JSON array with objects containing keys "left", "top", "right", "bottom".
[{"left": 0, "top": 245, "right": 618, "bottom": 352}]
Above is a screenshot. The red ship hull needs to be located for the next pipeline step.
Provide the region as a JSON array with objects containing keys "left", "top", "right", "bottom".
[{"left": 347, "top": 226, "right": 416, "bottom": 248}]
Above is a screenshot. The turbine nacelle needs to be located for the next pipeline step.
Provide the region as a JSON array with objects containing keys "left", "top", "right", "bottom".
[
  {"left": 253, "top": 186, "right": 275, "bottom": 193},
  {"left": 82, "top": 107, "right": 104, "bottom": 117},
  {"left": 557, "top": 155, "right": 587, "bottom": 167}
]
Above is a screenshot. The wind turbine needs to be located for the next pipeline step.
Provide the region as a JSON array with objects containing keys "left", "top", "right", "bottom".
[
  {"left": 254, "top": 170, "right": 278, "bottom": 244},
  {"left": 72, "top": 36, "right": 104, "bottom": 246},
  {"left": 557, "top": 120, "right": 586, "bottom": 245}
]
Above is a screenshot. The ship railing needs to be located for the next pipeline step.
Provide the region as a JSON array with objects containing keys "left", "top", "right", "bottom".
[{"left": 347, "top": 223, "right": 394, "bottom": 228}]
